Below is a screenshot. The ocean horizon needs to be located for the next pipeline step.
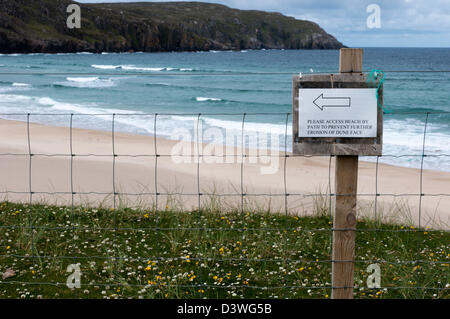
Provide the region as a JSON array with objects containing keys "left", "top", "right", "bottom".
[{"left": 0, "top": 47, "right": 449, "bottom": 171}]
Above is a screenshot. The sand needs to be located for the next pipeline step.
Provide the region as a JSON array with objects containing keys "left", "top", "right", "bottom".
[{"left": 0, "top": 119, "right": 449, "bottom": 228}]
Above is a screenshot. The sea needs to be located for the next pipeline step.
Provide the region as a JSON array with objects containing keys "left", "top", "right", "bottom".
[{"left": 0, "top": 48, "right": 449, "bottom": 171}]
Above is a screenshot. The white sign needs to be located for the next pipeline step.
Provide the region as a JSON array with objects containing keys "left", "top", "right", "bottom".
[{"left": 298, "top": 88, "right": 378, "bottom": 138}]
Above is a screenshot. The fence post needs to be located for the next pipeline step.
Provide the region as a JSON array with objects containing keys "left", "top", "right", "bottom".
[{"left": 331, "top": 48, "right": 363, "bottom": 299}]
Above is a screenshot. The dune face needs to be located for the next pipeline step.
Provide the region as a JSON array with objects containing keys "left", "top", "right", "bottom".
[{"left": 0, "top": 0, "right": 344, "bottom": 53}]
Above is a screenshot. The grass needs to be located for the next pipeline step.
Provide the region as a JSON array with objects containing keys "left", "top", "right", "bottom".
[{"left": 0, "top": 200, "right": 448, "bottom": 299}]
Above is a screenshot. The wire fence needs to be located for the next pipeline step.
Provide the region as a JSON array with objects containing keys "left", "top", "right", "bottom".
[{"left": 0, "top": 71, "right": 449, "bottom": 299}]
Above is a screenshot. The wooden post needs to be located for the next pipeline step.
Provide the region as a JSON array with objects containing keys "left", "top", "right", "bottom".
[{"left": 331, "top": 48, "right": 362, "bottom": 299}]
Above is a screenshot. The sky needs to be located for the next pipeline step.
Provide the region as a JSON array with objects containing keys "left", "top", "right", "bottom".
[{"left": 77, "top": 0, "right": 450, "bottom": 47}]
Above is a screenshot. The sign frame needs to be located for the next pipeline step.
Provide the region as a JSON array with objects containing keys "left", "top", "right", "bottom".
[{"left": 292, "top": 73, "right": 383, "bottom": 156}]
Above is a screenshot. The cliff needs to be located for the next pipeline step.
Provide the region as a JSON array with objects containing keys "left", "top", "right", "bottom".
[{"left": 0, "top": 0, "right": 344, "bottom": 53}]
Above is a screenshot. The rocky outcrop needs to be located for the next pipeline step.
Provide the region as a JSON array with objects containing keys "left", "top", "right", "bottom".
[{"left": 0, "top": 0, "right": 344, "bottom": 53}]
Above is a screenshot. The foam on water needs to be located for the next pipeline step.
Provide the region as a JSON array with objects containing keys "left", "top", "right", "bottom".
[
  {"left": 120, "top": 65, "right": 167, "bottom": 72},
  {"left": 0, "top": 83, "right": 32, "bottom": 93},
  {"left": 91, "top": 65, "right": 120, "bottom": 70},
  {"left": 12, "top": 83, "right": 30, "bottom": 87},
  {"left": 67, "top": 77, "right": 100, "bottom": 82},
  {"left": 196, "top": 97, "right": 223, "bottom": 102},
  {"left": 54, "top": 77, "right": 116, "bottom": 88},
  {"left": 91, "top": 64, "right": 192, "bottom": 72}
]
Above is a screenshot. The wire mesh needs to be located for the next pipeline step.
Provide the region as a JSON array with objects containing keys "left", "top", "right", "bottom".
[{"left": 0, "top": 71, "right": 449, "bottom": 299}]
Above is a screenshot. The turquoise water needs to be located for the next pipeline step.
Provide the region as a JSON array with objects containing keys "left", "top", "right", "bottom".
[{"left": 0, "top": 48, "right": 449, "bottom": 170}]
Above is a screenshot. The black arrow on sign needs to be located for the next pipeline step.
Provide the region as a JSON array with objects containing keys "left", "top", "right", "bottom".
[{"left": 313, "top": 94, "right": 351, "bottom": 111}]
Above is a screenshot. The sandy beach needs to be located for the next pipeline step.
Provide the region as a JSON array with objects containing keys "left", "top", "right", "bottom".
[{"left": 0, "top": 118, "right": 449, "bottom": 229}]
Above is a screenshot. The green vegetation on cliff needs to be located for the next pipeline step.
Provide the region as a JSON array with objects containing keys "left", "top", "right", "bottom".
[{"left": 0, "top": 0, "right": 344, "bottom": 53}]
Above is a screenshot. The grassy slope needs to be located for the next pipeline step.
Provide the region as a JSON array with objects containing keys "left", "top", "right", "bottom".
[{"left": 0, "top": 201, "right": 448, "bottom": 299}]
